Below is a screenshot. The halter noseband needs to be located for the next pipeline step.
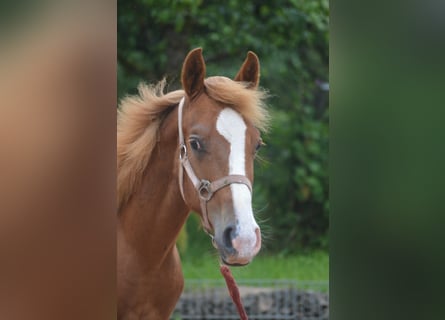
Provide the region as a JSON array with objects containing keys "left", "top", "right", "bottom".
[{"left": 177, "top": 97, "right": 252, "bottom": 235}]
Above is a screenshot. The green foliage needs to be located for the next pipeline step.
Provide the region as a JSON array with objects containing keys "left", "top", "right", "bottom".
[
  {"left": 176, "top": 224, "right": 188, "bottom": 254},
  {"left": 118, "top": 0, "right": 329, "bottom": 253},
  {"left": 258, "top": 104, "right": 329, "bottom": 253}
]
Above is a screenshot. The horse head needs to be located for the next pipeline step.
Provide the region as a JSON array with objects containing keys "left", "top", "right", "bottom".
[{"left": 178, "top": 48, "right": 266, "bottom": 266}]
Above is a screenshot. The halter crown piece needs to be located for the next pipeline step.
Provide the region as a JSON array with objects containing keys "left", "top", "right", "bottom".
[{"left": 177, "top": 97, "right": 253, "bottom": 235}]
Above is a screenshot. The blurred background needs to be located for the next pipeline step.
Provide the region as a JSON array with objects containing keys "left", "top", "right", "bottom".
[{"left": 118, "top": 0, "right": 329, "bottom": 285}]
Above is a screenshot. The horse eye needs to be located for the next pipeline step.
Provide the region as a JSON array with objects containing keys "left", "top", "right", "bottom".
[{"left": 190, "top": 139, "right": 201, "bottom": 151}]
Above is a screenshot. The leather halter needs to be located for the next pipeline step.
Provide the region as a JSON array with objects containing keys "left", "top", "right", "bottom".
[{"left": 177, "top": 97, "right": 252, "bottom": 235}]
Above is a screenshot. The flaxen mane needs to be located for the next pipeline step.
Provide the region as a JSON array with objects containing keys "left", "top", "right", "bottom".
[{"left": 117, "top": 77, "right": 269, "bottom": 213}]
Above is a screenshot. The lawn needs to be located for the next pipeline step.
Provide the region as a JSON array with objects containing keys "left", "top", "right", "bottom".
[{"left": 180, "top": 250, "right": 329, "bottom": 281}]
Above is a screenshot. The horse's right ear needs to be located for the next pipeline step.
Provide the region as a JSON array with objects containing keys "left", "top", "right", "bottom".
[{"left": 181, "top": 48, "right": 206, "bottom": 98}]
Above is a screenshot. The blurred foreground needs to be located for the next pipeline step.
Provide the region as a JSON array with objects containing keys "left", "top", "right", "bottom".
[{"left": 0, "top": 3, "right": 116, "bottom": 320}]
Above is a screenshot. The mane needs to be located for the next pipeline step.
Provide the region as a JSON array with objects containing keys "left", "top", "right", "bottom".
[
  {"left": 117, "top": 80, "right": 183, "bottom": 212},
  {"left": 117, "top": 77, "right": 269, "bottom": 213}
]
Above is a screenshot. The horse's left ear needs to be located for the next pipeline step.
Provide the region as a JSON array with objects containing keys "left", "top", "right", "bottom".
[
  {"left": 234, "top": 51, "right": 260, "bottom": 89},
  {"left": 181, "top": 48, "right": 206, "bottom": 98}
]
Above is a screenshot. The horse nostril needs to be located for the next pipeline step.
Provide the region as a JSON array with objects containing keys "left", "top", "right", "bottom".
[{"left": 223, "top": 226, "right": 235, "bottom": 249}]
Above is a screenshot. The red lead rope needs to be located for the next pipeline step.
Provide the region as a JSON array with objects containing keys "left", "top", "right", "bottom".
[{"left": 220, "top": 265, "right": 249, "bottom": 320}]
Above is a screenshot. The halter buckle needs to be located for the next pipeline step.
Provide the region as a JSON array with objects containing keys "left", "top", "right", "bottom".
[{"left": 198, "top": 180, "right": 213, "bottom": 201}]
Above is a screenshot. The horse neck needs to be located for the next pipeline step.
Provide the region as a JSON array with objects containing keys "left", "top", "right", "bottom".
[{"left": 118, "top": 107, "right": 189, "bottom": 266}]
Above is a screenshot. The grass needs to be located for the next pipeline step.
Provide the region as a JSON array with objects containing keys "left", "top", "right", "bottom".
[
  {"left": 180, "top": 250, "right": 328, "bottom": 281},
  {"left": 179, "top": 214, "right": 328, "bottom": 281}
]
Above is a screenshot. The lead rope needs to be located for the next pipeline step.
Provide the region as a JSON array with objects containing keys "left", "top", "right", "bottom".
[{"left": 220, "top": 265, "right": 249, "bottom": 320}]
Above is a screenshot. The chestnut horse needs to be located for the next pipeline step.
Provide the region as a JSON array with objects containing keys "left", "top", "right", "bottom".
[{"left": 117, "top": 48, "right": 269, "bottom": 320}]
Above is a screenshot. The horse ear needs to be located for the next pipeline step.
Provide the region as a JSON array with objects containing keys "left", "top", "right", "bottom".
[
  {"left": 181, "top": 48, "right": 206, "bottom": 98},
  {"left": 234, "top": 51, "right": 260, "bottom": 89}
]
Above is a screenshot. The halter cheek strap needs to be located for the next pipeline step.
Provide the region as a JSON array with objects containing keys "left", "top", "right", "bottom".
[{"left": 177, "top": 97, "right": 252, "bottom": 235}]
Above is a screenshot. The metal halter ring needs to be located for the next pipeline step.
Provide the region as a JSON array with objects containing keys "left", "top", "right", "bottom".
[
  {"left": 198, "top": 180, "right": 213, "bottom": 201},
  {"left": 179, "top": 144, "right": 187, "bottom": 161}
]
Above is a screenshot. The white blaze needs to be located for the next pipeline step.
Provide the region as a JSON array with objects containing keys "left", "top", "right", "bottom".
[{"left": 216, "top": 108, "right": 258, "bottom": 257}]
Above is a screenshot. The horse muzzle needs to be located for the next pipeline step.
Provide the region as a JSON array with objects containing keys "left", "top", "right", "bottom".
[{"left": 213, "top": 224, "right": 261, "bottom": 266}]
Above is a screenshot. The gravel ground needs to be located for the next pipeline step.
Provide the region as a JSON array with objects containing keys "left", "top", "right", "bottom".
[{"left": 173, "top": 286, "right": 329, "bottom": 320}]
